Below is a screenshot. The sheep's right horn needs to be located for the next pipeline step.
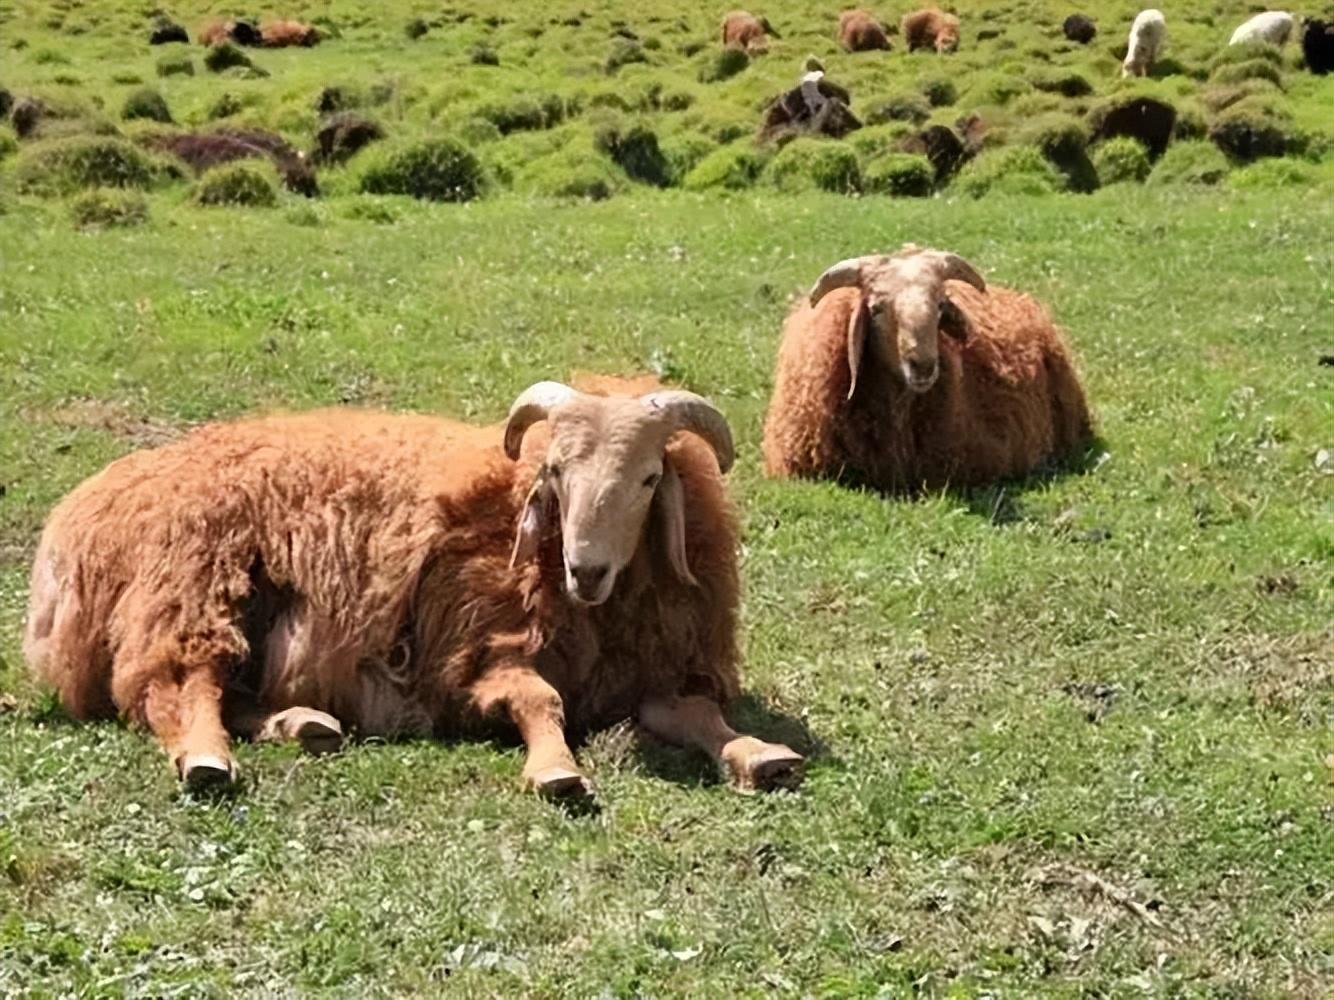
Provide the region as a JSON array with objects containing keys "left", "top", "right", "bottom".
[
  {"left": 933, "top": 251, "right": 987, "bottom": 291},
  {"left": 504, "top": 381, "right": 578, "bottom": 459},
  {"left": 642, "top": 390, "right": 735, "bottom": 473},
  {"left": 809, "top": 257, "right": 867, "bottom": 304}
]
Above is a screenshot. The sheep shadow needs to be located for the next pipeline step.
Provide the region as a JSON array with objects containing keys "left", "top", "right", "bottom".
[{"left": 956, "top": 434, "right": 1111, "bottom": 527}]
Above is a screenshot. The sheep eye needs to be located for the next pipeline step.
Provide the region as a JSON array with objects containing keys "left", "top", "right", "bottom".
[{"left": 547, "top": 464, "right": 562, "bottom": 480}]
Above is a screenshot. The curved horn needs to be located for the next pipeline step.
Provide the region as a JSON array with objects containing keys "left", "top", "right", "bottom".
[
  {"left": 503, "top": 381, "right": 578, "bottom": 459},
  {"left": 641, "top": 390, "right": 735, "bottom": 473},
  {"left": 809, "top": 257, "right": 867, "bottom": 305},
  {"left": 932, "top": 251, "right": 987, "bottom": 291}
]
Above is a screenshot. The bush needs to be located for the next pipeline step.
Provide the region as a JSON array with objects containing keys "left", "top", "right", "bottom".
[
  {"left": 1148, "top": 140, "right": 1230, "bottom": 186},
  {"left": 1030, "top": 70, "right": 1094, "bottom": 97},
  {"left": 661, "top": 89, "right": 695, "bottom": 111},
  {"left": 659, "top": 132, "right": 715, "bottom": 184},
  {"left": 121, "top": 88, "right": 171, "bottom": 124},
  {"left": 606, "top": 39, "right": 647, "bottom": 74},
  {"left": 358, "top": 137, "right": 487, "bottom": 202},
  {"left": 519, "top": 145, "right": 625, "bottom": 199},
  {"left": 699, "top": 47, "right": 748, "bottom": 83},
  {"left": 954, "top": 145, "right": 1064, "bottom": 197},
  {"left": 592, "top": 119, "right": 670, "bottom": 186},
  {"left": 194, "top": 161, "right": 279, "bottom": 207},
  {"left": 862, "top": 153, "right": 933, "bottom": 197},
  {"left": 850, "top": 123, "right": 915, "bottom": 160},
  {"left": 204, "top": 43, "right": 252, "bottom": 73},
  {"left": 314, "top": 112, "right": 385, "bottom": 164},
  {"left": 1227, "top": 158, "right": 1317, "bottom": 189},
  {"left": 1208, "top": 99, "right": 1295, "bottom": 161},
  {"left": 470, "top": 46, "right": 499, "bottom": 66},
  {"left": 69, "top": 187, "right": 148, "bottom": 228},
  {"left": 866, "top": 92, "right": 931, "bottom": 126},
  {"left": 1018, "top": 113, "right": 1097, "bottom": 192},
  {"left": 404, "top": 18, "right": 429, "bottom": 40},
  {"left": 919, "top": 77, "right": 957, "bottom": 108},
  {"left": 682, "top": 143, "right": 767, "bottom": 190},
  {"left": 207, "top": 92, "right": 245, "bottom": 120},
  {"left": 155, "top": 52, "right": 194, "bottom": 77},
  {"left": 765, "top": 139, "right": 861, "bottom": 194},
  {"left": 1093, "top": 137, "right": 1151, "bottom": 184},
  {"left": 1210, "top": 59, "right": 1284, "bottom": 88},
  {"left": 14, "top": 136, "right": 167, "bottom": 195},
  {"left": 477, "top": 94, "right": 565, "bottom": 134},
  {"left": 1173, "top": 104, "right": 1207, "bottom": 141}
]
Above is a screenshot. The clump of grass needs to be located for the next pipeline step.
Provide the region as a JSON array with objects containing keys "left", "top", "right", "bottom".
[
  {"left": 866, "top": 92, "right": 931, "bottom": 126},
  {"left": 14, "top": 136, "right": 167, "bottom": 195},
  {"left": 404, "top": 17, "right": 429, "bottom": 40},
  {"left": 1210, "top": 59, "right": 1284, "bottom": 88},
  {"left": 341, "top": 195, "right": 400, "bottom": 223},
  {"left": 1148, "top": 140, "right": 1230, "bottom": 186},
  {"left": 1029, "top": 69, "right": 1094, "bottom": 97},
  {"left": 110, "top": 72, "right": 143, "bottom": 86},
  {"left": 862, "top": 153, "right": 933, "bottom": 197},
  {"left": 967, "top": 72, "right": 1031, "bottom": 106},
  {"left": 470, "top": 46, "right": 499, "bottom": 66},
  {"left": 954, "top": 145, "right": 1064, "bottom": 197},
  {"left": 206, "top": 92, "right": 245, "bottom": 120},
  {"left": 0, "top": 128, "right": 17, "bottom": 160},
  {"left": 659, "top": 131, "right": 715, "bottom": 184},
  {"left": 284, "top": 203, "right": 324, "bottom": 227},
  {"left": 69, "top": 187, "right": 148, "bottom": 228},
  {"left": 1200, "top": 78, "right": 1281, "bottom": 114},
  {"left": 1093, "top": 136, "right": 1151, "bottom": 184},
  {"left": 698, "top": 47, "right": 748, "bottom": 83},
  {"left": 682, "top": 142, "right": 767, "bottom": 190},
  {"left": 606, "top": 39, "right": 647, "bottom": 74},
  {"left": 1208, "top": 98, "right": 1296, "bottom": 161},
  {"left": 194, "top": 161, "right": 279, "bottom": 207},
  {"left": 850, "top": 123, "right": 916, "bottom": 161},
  {"left": 1017, "top": 113, "right": 1097, "bottom": 192},
  {"left": 919, "top": 77, "right": 957, "bottom": 107},
  {"left": 765, "top": 138, "right": 861, "bottom": 194},
  {"left": 592, "top": 118, "right": 670, "bottom": 186},
  {"left": 519, "top": 142, "right": 626, "bottom": 199},
  {"left": 155, "top": 52, "right": 194, "bottom": 78},
  {"left": 121, "top": 88, "right": 171, "bottom": 124},
  {"left": 358, "top": 137, "right": 487, "bottom": 202},
  {"left": 203, "top": 43, "right": 252, "bottom": 74},
  {"left": 477, "top": 94, "right": 565, "bottom": 135}
]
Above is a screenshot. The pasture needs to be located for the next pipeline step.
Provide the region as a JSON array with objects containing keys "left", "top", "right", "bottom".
[{"left": 0, "top": 0, "right": 1331, "bottom": 996}]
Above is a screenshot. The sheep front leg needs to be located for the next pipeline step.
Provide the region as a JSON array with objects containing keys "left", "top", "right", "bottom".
[
  {"left": 225, "top": 701, "right": 345, "bottom": 756},
  {"left": 469, "top": 669, "right": 592, "bottom": 801},
  {"left": 138, "top": 669, "right": 237, "bottom": 791},
  {"left": 639, "top": 695, "right": 805, "bottom": 792}
]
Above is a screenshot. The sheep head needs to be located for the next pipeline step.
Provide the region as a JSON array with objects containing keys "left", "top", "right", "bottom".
[
  {"left": 504, "top": 382, "right": 734, "bottom": 606},
  {"left": 809, "top": 245, "right": 986, "bottom": 398}
]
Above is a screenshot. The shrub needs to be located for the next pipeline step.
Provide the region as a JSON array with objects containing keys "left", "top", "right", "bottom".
[
  {"left": 314, "top": 112, "right": 385, "bottom": 164},
  {"left": 1093, "top": 136, "right": 1151, "bottom": 184},
  {"left": 659, "top": 132, "right": 715, "bottom": 184},
  {"left": 14, "top": 136, "right": 166, "bottom": 195},
  {"left": 470, "top": 46, "right": 499, "bottom": 66},
  {"left": 682, "top": 142, "right": 767, "bottom": 190},
  {"left": 207, "top": 92, "right": 245, "bottom": 120},
  {"left": 866, "top": 92, "right": 931, "bottom": 126},
  {"left": 1208, "top": 99, "right": 1295, "bottom": 161},
  {"left": 765, "top": 139, "right": 861, "bottom": 194},
  {"left": 661, "top": 89, "right": 695, "bottom": 111},
  {"left": 404, "top": 18, "right": 429, "bottom": 40},
  {"left": 592, "top": 119, "right": 670, "bottom": 186},
  {"left": 1030, "top": 70, "right": 1094, "bottom": 97},
  {"left": 862, "top": 153, "right": 933, "bottom": 197},
  {"left": 1227, "top": 158, "right": 1317, "bottom": 189},
  {"left": 358, "top": 137, "right": 487, "bottom": 201},
  {"left": 1088, "top": 94, "right": 1177, "bottom": 159},
  {"left": 121, "top": 88, "right": 171, "bottom": 124},
  {"left": 194, "top": 161, "right": 279, "bottom": 207},
  {"left": 69, "top": 187, "right": 148, "bottom": 228},
  {"left": 204, "top": 43, "right": 252, "bottom": 73},
  {"left": 606, "top": 39, "right": 647, "bottom": 74},
  {"left": 477, "top": 94, "right": 565, "bottom": 134},
  {"left": 519, "top": 145, "right": 625, "bottom": 199},
  {"left": 1210, "top": 59, "right": 1283, "bottom": 88},
  {"left": 1018, "top": 113, "right": 1097, "bottom": 192},
  {"left": 698, "top": 47, "right": 748, "bottom": 83},
  {"left": 919, "top": 77, "right": 957, "bottom": 108},
  {"left": 1148, "top": 141, "right": 1230, "bottom": 186},
  {"left": 155, "top": 52, "right": 194, "bottom": 77},
  {"left": 850, "top": 123, "right": 915, "bottom": 160},
  {"left": 954, "top": 145, "right": 1064, "bottom": 197}
]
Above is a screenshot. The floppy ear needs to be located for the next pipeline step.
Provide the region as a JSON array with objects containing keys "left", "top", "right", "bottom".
[
  {"left": 939, "top": 296, "right": 971, "bottom": 342},
  {"left": 654, "top": 459, "right": 698, "bottom": 587},
  {"left": 509, "top": 475, "right": 554, "bottom": 568},
  {"left": 846, "top": 296, "right": 869, "bottom": 399}
]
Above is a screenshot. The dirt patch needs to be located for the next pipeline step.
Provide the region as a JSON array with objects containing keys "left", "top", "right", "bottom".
[{"left": 43, "top": 399, "right": 185, "bottom": 448}]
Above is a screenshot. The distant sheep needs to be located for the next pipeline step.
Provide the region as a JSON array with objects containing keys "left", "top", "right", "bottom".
[
  {"left": 26, "top": 380, "right": 803, "bottom": 799},
  {"left": 901, "top": 8, "right": 960, "bottom": 53},
  {"left": 838, "top": 10, "right": 892, "bottom": 52},
  {"left": 1122, "top": 9, "right": 1166, "bottom": 77},
  {"left": 261, "top": 19, "right": 321, "bottom": 48},
  {"left": 1230, "top": 11, "right": 1293, "bottom": 47},
  {"left": 140, "top": 129, "right": 318, "bottom": 196},
  {"left": 1303, "top": 17, "right": 1334, "bottom": 73},
  {"left": 198, "top": 19, "right": 260, "bottom": 47},
  {"left": 721, "top": 10, "right": 778, "bottom": 53},
  {"left": 762, "top": 246, "right": 1092, "bottom": 491},
  {"left": 1063, "top": 14, "right": 1097, "bottom": 45}
]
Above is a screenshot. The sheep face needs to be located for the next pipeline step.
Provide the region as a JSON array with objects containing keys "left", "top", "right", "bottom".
[
  {"left": 504, "top": 384, "right": 734, "bottom": 606},
  {"left": 809, "top": 246, "right": 986, "bottom": 397}
]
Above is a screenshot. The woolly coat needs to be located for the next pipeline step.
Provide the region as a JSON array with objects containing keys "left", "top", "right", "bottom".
[
  {"left": 838, "top": 10, "right": 891, "bottom": 52},
  {"left": 901, "top": 9, "right": 960, "bottom": 52},
  {"left": 762, "top": 284, "right": 1092, "bottom": 491},
  {"left": 25, "top": 410, "right": 740, "bottom": 742}
]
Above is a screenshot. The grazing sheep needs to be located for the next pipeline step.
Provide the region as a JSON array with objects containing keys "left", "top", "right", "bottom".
[
  {"left": 1230, "top": 11, "right": 1293, "bottom": 47},
  {"left": 25, "top": 380, "right": 803, "bottom": 799},
  {"left": 1303, "top": 17, "right": 1334, "bottom": 73},
  {"left": 721, "top": 10, "right": 778, "bottom": 53},
  {"left": 261, "top": 19, "right": 321, "bottom": 48},
  {"left": 140, "top": 129, "right": 319, "bottom": 197},
  {"left": 901, "top": 8, "right": 961, "bottom": 53},
  {"left": 1063, "top": 13, "right": 1097, "bottom": 45},
  {"left": 838, "top": 10, "right": 892, "bottom": 52},
  {"left": 1122, "top": 9, "right": 1166, "bottom": 78},
  {"left": 762, "top": 246, "right": 1092, "bottom": 491},
  {"left": 198, "top": 19, "right": 261, "bottom": 47}
]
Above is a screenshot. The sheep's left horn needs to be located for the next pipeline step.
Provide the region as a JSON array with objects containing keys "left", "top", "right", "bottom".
[
  {"left": 933, "top": 251, "right": 987, "bottom": 291},
  {"left": 809, "top": 257, "right": 867, "bottom": 304},
  {"left": 504, "top": 381, "right": 578, "bottom": 459},
  {"left": 642, "top": 390, "right": 735, "bottom": 473}
]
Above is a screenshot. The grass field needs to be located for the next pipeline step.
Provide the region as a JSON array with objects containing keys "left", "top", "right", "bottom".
[{"left": 2, "top": 1, "right": 1333, "bottom": 997}]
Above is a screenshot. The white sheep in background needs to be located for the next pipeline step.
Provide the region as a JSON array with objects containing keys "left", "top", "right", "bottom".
[
  {"left": 1122, "top": 9, "right": 1167, "bottom": 77},
  {"left": 1230, "top": 11, "right": 1294, "bottom": 47}
]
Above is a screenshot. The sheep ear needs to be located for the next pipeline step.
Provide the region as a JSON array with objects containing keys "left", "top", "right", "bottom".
[
  {"left": 939, "top": 297, "right": 971, "bottom": 342},
  {"left": 509, "top": 476, "right": 552, "bottom": 568},
  {"left": 810, "top": 257, "right": 865, "bottom": 304},
  {"left": 655, "top": 459, "right": 698, "bottom": 587},
  {"left": 846, "top": 297, "right": 869, "bottom": 400}
]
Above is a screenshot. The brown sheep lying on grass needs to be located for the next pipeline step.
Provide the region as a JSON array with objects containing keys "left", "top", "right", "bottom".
[
  {"left": 901, "top": 8, "right": 961, "bottom": 52},
  {"left": 721, "top": 10, "right": 778, "bottom": 53},
  {"left": 762, "top": 246, "right": 1092, "bottom": 492},
  {"left": 838, "top": 9, "right": 892, "bottom": 51},
  {"left": 25, "top": 379, "right": 803, "bottom": 801},
  {"left": 198, "top": 19, "right": 260, "bottom": 47},
  {"left": 139, "top": 129, "right": 318, "bottom": 196},
  {"left": 261, "top": 19, "right": 321, "bottom": 47}
]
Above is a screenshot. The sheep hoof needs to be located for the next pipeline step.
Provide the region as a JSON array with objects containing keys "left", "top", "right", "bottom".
[
  {"left": 257, "top": 707, "right": 344, "bottom": 755},
  {"left": 179, "top": 753, "right": 237, "bottom": 791},
  {"left": 529, "top": 767, "right": 595, "bottom": 803},
  {"left": 724, "top": 739, "right": 805, "bottom": 792}
]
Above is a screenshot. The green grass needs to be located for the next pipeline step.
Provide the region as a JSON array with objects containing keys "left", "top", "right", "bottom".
[{"left": 0, "top": 0, "right": 1332, "bottom": 996}]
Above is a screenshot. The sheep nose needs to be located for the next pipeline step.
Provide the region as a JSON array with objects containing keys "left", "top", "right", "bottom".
[
  {"left": 569, "top": 562, "right": 609, "bottom": 594},
  {"left": 906, "top": 359, "right": 938, "bottom": 384}
]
